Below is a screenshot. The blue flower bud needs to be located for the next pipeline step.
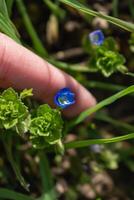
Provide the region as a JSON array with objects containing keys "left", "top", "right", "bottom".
[
  {"left": 54, "top": 88, "right": 75, "bottom": 109},
  {"left": 89, "top": 30, "right": 104, "bottom": 45}
]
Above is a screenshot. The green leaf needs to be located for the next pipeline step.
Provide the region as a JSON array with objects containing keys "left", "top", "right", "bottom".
[
  {"left": 0, "top": 88, "right": 29, "bottom": 130},
  {"left": 6, "top": 0, "right": 14, "bottom": 16},
  {"left": 43, "top": 0, "right": 66, "bottom": 20},
  {"left": 0, "top": 0, "right": 9, "bottom": 19},
  {"left": 60, "top": 0, "right": 134, "bottom": 32},
  {"left": 20, "top": 88, "right": 33, "bottom": 99},
  {"left": 0, "top": 188, "right": 34, "bottom": 200},
  {"left": 45, "top": 130, "right": 62, "bottom": 145},
  {"left": 37, "top": 104, "right": 52, "bottom": 116},
  {"left": 83, "top": 37, "right": 127, "bottom": 77},
  {"left": 3, "top": 136, "right": 30, "bottom": 192},
  {"left": 0, "top": 0, "right": 20, "bottom": 42},
  {"left": 3, "top": 118, "right": 18, "bottom": 129},
  {"left": 29, "top": 104, "right": 63, "bottom": 149},
  {"left": 71, "top": 85, "right": 134, "bottom": 126},
  {"left": 30, "top": 136, "right": 50, "bottom": 149},
  {"left": 0, "top": 10, "right": 20, "bottom": 43},
  {"left": 39, "top": 152, "right": 57, "bottom": 200},
  {"left": 30, "top": 116, "right": 51, "bottom": 137},
  {"left": 16, "top": 114, "right": 31, "bottom": 135},
  {"left": 93, "top": 47, "right": 126, "bottom": 77},
  {"left": 129, "top": 33, "right": 134, "bottom": 52},
  {"left": 95, "top": 111, "right": 134, "bottom": 132},
  {"left": 65, "top": 132, "right": 134, "bottom": 149},
  {"left": 2, "top": 88, "right": 18, "bottom": 101}
]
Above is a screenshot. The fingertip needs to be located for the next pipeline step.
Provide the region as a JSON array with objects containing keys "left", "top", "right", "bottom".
[{"left": 62, "top": 84, "right": 96, "bottom": 118}]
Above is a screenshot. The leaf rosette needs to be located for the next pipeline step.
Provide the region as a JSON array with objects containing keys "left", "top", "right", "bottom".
[
  {"left": 29, "top": 104, "right": 63, "bottom": 149},
  {"left": 94, "top": 47, "right": 127, "bottom": 77},
  {"left": 0, "top": 88, "right": 29, "bottom": 133},
  {"left": 84, "top": 37, "right": 127, "bottom": 77}
]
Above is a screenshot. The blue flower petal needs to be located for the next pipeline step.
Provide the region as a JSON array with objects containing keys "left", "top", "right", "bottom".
[
  {"left": 89, "top": 30, "right": 104, "bottom": 45},
  {"left": 54, "top": 88, "right": 75, "bottom": 109}
]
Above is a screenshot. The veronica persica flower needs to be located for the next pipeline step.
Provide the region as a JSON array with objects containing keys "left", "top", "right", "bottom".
[
  {"left": 54, "top": 88, "right": 75, "bottom": 109},
  {"left": 89, "top": 30, "right": 104, "bottom": 45}
]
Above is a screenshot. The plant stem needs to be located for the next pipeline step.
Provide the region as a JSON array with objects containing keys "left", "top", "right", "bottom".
[
  {"left": 65, "top": 132, "right": 134, "bottom": 149},
  {"left": 43, "top": 0, "right": 65, "bottom": 19},
  {"left": 2, "top": 136, "right": 29, "bottom": 191},
  {"left": 128, "top": 0, "right": 134, "bottom": 19},
  {"left": 39, "top": 152, "right": 57, "bottom": 200},
  {"left": 85, "top": 81, "right": 126, "bottom": 92},
  {"left": 48, "top": 58, "right": 91, "bottom": 72},
  {"left": 125, "top": 72, "right": 134, "bottom": 77},
  {"left": 95, "top": 112, "right": 134, "bottom": 132},
  {"left": 16, "top": 0, "right": 48, "bottom": 58},
  {"left": 112, "top": 0, "right": 118, "bottom": 17}
]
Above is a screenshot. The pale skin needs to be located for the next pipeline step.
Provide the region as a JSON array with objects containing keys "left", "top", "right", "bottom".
[{"left": 0, "top": 33, "right": 96, "bottom": 117}]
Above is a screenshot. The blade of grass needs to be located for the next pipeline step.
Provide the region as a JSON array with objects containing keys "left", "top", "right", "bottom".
[
  {"left": 86, "top": 81, "right": 125, "bottom": 92},
  {"left": 6, "top": 0, "right": 14, "bottom": 16},
  {"left": 128, "top": 0, "right": 134, "bottom": 19},
  {"left": 112, "top": 0, "right": 118, "bottom": 17},
  {"left": 0, "top": 188, "right": 34, "bottom": 200},
  {"left": 2, "top": 136, "right": 29, "bottom": 192},
  {"left": 60, "top": 0, "right": 134, "bottom": 32},
  {"left": 125, "top": 72, "right": 134, "bottom": 77},
  {"left": 16, "top": 0, "right": 48, "bottom": 58},
  {"left": 43, "top": 0, "right": 65, "bottom": 19},
  {"left": 65, "top": 132, "right": 134, "bottom": 149},
  {"left": 0, "top": 0, "right": 9, "bottom": 18},
  {"left": 48, "top": 58, "right": 91, "bottom": 72},
  {"left": 95, "top": 112, "right": 134, "bottom": 132},
  {"left": 70, "top": 85, "right": 134, "bottom": 127},
  {"left": 85, "top": 81, "right": 134, "bottom": 97},
  {"left": 39, "top": 152, "right": 57, "bottom": 200},
  {"left": 0, "top": 7, "right": 20, "bottom": 42}
]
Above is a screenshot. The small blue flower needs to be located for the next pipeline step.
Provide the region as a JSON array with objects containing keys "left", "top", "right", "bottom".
[
  {"left": 54, "top": 88, "right": 75, "bottom": 109},
  {"left": 89, "top": 30, "right": 104, "bottom": 45}
]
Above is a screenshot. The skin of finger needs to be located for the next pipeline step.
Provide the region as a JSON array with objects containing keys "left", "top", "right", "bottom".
[{"left": 0, "top": 33, "right": 96, "bottom": 117}]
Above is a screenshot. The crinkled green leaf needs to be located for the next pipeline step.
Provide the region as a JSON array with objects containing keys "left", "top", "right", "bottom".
[
  {"left": 30, "top": 116, "right": 51, "bottom": 136},
  {"left": 37, "top": 104, "right": 52, "bottom": 116},
  {"left": 2, "top": 88, "right": 18, "bottom": 101},
  {"left": 102, "top": 37, "right": 118, "bottom": 51},
  {"left": 88, "top": 38, "right": 127, "bottom": 77},
  {"left": 3, "top": 118, "right": 18, "bottom": 129},
  {"left": 29, "top": 104, "right": 63, "bottom": 148},
  {"left": 30, "top": 136, "right": 50, "bottom": 149},
  {"left": 16, "top": 114, "right": 31, "bottom": 135},
  {"left": 0, "top": 88, "right": 29, "bottom": 130},
  {"left": 45, "top": 130, "right": 62, "bottom": 145},
  {"left": 20, "top": 88, "right": 33, "bottom": 99}
]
